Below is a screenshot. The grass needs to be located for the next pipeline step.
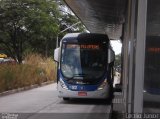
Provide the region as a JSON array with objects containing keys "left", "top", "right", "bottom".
[{"left": 0, "top": 53, "right": 57, "bottom": 93}]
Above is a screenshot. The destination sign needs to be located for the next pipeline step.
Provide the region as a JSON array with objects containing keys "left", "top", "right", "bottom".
[{"left": 67, "top": 44, "right": 100, "bottom": 49}]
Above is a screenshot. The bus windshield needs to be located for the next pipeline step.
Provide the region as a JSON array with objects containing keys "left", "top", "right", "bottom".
[{"left": 60, "top": 43, "right": 108, "bottom": 84}]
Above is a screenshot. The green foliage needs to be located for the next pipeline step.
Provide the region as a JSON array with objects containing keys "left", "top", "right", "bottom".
[
  {"left": 115, "top": 53, "right": 121, "bottom": 67},
  {"left": 0, "top": 0, "right": 86, "bottom": 63},
  {"left": 0, "top": 0, "right": 60, "bottom": 63},
  {"left": 56, "top": 1, "right": 86, "bottom": 38}
]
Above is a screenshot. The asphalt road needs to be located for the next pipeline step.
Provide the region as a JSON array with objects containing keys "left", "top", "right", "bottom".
[{"left": 0, "top": 83, "right": 111, "bottom": 119}]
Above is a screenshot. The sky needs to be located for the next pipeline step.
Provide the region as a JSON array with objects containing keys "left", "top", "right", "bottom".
[{"left": 110, "top": 40, "right": 122, "bottom": 55}]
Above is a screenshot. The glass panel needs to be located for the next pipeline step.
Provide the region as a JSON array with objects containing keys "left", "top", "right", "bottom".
[
  {"left": 60, "top": 42, "right": 108, "bottom": 85},
  {"left": 144, "top": 0, "right": 160, "bottom": 113}
]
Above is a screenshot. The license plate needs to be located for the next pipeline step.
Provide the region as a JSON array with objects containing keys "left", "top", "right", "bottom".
[{"left": 78, "top": 92, "right": 87, "bottom": 96}]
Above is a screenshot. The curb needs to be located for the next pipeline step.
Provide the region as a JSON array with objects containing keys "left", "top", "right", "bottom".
[{"left": 0, "top": 81, "right": 55, "bottom": 97}]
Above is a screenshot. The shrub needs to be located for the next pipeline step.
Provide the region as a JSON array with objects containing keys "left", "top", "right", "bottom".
[
  {"left": 24, "top": 53, "right": 57, "bottom": 81},
  {"left": 0, "top": 53, "right": 56, "bottom": 93}
]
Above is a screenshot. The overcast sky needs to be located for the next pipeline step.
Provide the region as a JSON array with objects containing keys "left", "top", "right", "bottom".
[{"left": 110, "top": 40, "right": 122, "bottom": 55}]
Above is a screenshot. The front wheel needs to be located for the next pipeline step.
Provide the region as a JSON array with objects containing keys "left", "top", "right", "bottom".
[
  {"left": 107, "top": 85, "right": 114, "bottom": 104},
  {"left": 109, "top": 85, "right": 114, "bottom": 99},
  {"left": 63, "top": 97, "right": 70, "bottom": 101}
]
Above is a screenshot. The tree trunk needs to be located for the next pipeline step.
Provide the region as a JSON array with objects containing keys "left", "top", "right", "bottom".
[{"left": 45, "top": 41, "right": 48, "bottom": 58}]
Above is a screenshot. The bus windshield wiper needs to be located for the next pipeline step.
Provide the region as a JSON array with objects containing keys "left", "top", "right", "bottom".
[{"left": 73, "top": 73, "right": 87, "bottom": 77}]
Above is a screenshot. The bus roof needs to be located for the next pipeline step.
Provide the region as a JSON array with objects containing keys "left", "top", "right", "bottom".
[
  {"left": 62, "top": 33, "right": 80, "bottom": 39},
  {"left": 61, "top": 33, "right": 109, "bottom": 43}
]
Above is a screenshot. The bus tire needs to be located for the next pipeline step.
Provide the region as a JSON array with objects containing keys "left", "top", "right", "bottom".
[
  {"left": 63, "top": 98, "right": 70, "bottom": 101},
  {"left": 107, "top": 85, "right": 114, "bottom": 103}
]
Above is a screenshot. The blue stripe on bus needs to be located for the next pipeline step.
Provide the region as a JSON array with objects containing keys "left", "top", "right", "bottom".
[{"left": 58, "top": 69, "right": 108, "bottom": 91}]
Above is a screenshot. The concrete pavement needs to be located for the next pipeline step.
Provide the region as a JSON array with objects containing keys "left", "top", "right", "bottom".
[{"left": 0, "top": 83, "right": 112, "bottom": 119}]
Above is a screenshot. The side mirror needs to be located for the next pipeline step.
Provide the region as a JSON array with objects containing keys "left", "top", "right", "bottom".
[
  {"left": 108, "top": 48, "right": 115, "bottom": 63},
  {"left": 54, "top": 47, "right": 60, "bottom": 62}
]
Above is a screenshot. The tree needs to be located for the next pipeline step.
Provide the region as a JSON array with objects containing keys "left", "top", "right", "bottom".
[
  {"left": 0, "top": 0, "right": 86, "bottom": 63},
  {"left": 0, "top": 0, "right": 60, "bottom": 63},
  {"left": 56, "top": 0, "right": 86, "bottom": 38},
  {"left": 115, "top": 53, "right": 121, "bottom": 67}
]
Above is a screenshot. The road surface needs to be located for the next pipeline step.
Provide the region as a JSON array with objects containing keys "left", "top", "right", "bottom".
[{"left": 0, "top": 83, "right": 111, "bottom": 119}]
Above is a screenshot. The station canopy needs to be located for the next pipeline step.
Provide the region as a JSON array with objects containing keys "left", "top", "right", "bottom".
[
  {"left": 64, "top": 0, "right": 160, "bottom": 40},
  {"left": 64, "top": 0, "right": 127, "bottom": 40}
]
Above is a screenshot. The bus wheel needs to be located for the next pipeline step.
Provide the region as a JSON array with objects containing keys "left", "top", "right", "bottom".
[
  {"left": 63, "top": 98, "right": 70, "bottom": 101},
  {"left": 107, "top": 85, "right": 114, "bottom": 103}
]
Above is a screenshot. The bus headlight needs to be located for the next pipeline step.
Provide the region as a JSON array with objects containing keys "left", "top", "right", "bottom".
[
  {"left": 59, "top": 78, "right": 68, "bottom": 90},
  {"left": 98, "top": 79, "right": 107, "bottom": 90}
]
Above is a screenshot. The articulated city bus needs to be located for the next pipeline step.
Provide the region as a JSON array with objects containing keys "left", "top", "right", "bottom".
[{"left": 54, "top": 33, "right": 115, "bottom": 100}]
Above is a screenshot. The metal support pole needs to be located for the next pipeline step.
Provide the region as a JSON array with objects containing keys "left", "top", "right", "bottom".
[
  {"left": 127, "top": 0, "right": 136, "bottom": 114},
  {"left": 133, "top": 0, "right": 147, "bottom": 113},
  {"left": 56, "top": 35, "right": 59, "bottom": 48},
  {"left": 60, "top": 22, "right": 80, "bottom": 34},
  {"left": 56, "top": 21, "right": 81, "bottom": 48}
]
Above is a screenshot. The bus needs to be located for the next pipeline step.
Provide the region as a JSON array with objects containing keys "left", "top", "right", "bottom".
[{"left": 54, "top": 33, "right": 115, "bottom": 100}]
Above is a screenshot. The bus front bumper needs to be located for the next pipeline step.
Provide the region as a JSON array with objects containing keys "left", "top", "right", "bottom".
[{"left": 57, "top": 83, "right": 111, "bottom": 99}]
